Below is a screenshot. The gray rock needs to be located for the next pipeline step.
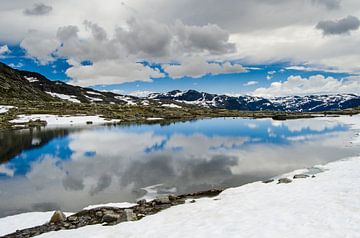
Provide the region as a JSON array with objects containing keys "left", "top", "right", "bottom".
[
  {"left": 95, "top": 211, "right": 103, "bottom": 217},
  {"left": 101, "top": 214, "right": 120, "bottom": 223},
  {"left": 49, "top": 210, "right": 66, "bottom": 224},
  {"left": 125, "top": 209, "right": 137, "bottom": 221},
  {"left": 277, "top": 178, "right": 292, "bottom": 184},
  {"left": 293, "top": 174, "right": 309, "bottom": 179},
  {"left": 155, "top": 195, "right": 171, "bottom": 204},
  {"left": 262, "top": 179, "right": 274, "bottom": 184},
  {"left": 67, "top": 216, "right": 78, "bottom": 222}
]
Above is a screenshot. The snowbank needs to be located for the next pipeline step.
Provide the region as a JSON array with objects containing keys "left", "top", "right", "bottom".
[
  {"left": 0, "top": 212, "right": 72, "bottom": 237},
  {"left": 162, "top": 103, "right": 182, "bottom": 108},
  {"left": 46, "top": 92, "right": 81, "bottom": 103},
  {"left": 83, "top": 202, "right": 136, "bottom": 210},
  {"left": 10, "top": 114, "right": 120, "bottom": 126},
  {"left": 0, "top": 105, "right": 15, "bottom": 114}
]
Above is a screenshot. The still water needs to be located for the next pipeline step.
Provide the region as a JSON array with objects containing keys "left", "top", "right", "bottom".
[{"left": 0, "top": 117, "right": 358, "bottom": 217}]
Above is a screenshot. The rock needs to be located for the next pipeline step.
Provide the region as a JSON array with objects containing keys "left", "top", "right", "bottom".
[
  {"left": 49, "top": 210, "right": 66, "bottom": 224},
  {"left": 189, "top": 200, "right": 196, "bottom": 203},
  {"left": 67, "top": 216, "right": 78, "bottom": 222},
  {"left": 101, "top": 213, "right": 120, "bottom": 223},
  {"left": 95, "top": 211, "right": 103, "bottom": 217},
  {"left": 125, "top": 209, "right": 137, "bottom": 221},
  {"left": 86, "top": 121, "right": 93, "bottom": 125},
  {"left": 262, "top": 179, "right": 274, "bottom": 183},
  {"left": 137, "top": 199, "right": 147, "bottom": 206},
  {"left": 312, "top": 175, "right": 316, "bottom": 178},
  {"left": 155, "top": 195, "right": 171, "bottom": 204},
  {"left": 277, "top": 178, "right": 292, "bottom": 184},
  {"left": 293, "top": 174, "right": 309, "bottom": 179}
]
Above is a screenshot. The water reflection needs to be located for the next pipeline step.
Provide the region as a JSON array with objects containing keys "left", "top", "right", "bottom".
[{"left": 0, "top": 117, "right": 358, "bottom": 217}]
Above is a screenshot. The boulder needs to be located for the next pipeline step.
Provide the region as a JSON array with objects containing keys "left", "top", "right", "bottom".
[
  {"left": 155, "top": 195, "right": 171, "bottom": 204},
  {"left": 101, "top": 213, "right": 120, "bottom": 223},
  {"left": 49, "top": 210, "right": 66, "bottom": 224},
  {"left": 125, "top": 209, "right": 137, "bottom": 221},
  {"left": 277, "top": 178, "right": 292, "bottom": 184},
  {"left": 293, "top": 174, "right": 309, "bottom": 179},
  {"left": 262, "top": 179, "right": 274, "bottom": 184}
]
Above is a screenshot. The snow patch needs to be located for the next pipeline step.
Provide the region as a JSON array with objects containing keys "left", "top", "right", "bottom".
[
  {"left": 146, "top": 118, "right": 164, "bottom": 121},
  {"left": 0, "top": 105, "right": 15, "bottom": 114},
  {"left": 162, "top": 103, "right": 182, "bottom": 108},
  {"left": 83, "top": 203, "right": 137, "bottom": 210},
  {"left": 10, "top": 114, "right": 120, "bottom": 126},
  {"left": 24, "top": 76, "right": 39, "bottom": 83},
  {"left": 46, "top": 92, "right": 81, "bottom": 103}
]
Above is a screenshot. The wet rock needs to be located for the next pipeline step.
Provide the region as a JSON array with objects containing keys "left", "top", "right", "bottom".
[
  {"left": 277, "top": 178, "right": 292, "bottom": 184},
  {"left": 49, "top": 210, "right": 66, "bottom": 224},
  {"left": 262, "top": 179, "right": 274, "bottom": 184},
  {"left": 293, "top": 174, "right": 309, "bottom": 179},
  {"left": 101, "top": 213, "right": 120, "bottom": 223}
]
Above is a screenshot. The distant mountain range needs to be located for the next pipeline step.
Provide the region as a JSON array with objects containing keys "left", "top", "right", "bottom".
[
  {"left": 1, "top": 62, "right": 359, "bottom": 112},
  {"left": 149, "top": 90, "right": 360, "bottom": 112}
]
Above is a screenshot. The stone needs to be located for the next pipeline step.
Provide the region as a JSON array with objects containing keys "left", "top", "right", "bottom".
[
  {"left": 125, "top": 209, "right": 137, "bottom": 221},
  {"left": 95, "top": 211, "right": 103, "bottom": 217},
  {"left": 155, "top": 195, "right": 171, "bottom": 204},
  {"left": 67, "top": 216, "right": 78, "bottom": 222},
  {"left": 49, "top": 210, "right": 66, "bottom": 224},
  {"left": 262, "top": 179, "right": 274, "bottom": 183},
  {"left": 293, "top": 174, "right": 309, "bottom": 179},
  {"left": 189, "top": 200, "right": 196, "bottom": 203},
  {"left": 137, "top": 199, "right": 147, "bottom": 206},
  {"left": 277, "top": 178, "right": 292, "bottom": 184},
  {"left": 101, "top": 214, "right": 120, "bottom": 223}
]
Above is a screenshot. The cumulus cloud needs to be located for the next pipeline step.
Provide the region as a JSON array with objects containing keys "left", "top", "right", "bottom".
[
  {"left": 243, "top": 81, "right": 258, "bottom": 86},
  {"left": 23, "top": 3, "right": 52, "bottom": 16},
  {"left": 20, "top": 30, "right": 60, "bottom": 64},
  {"left": 253, "top": 74, "right": 360, "bottom": 96},
  {"left": 316, "top": 15, "right": 360, "bottom": 35},
  {"left": 163, "top": 57, "right": 246, "bottom": 79},
  {"left": 174, "top": 20, "right": 236, "bottom": 54},
  {"left": 66, "top": 60, "right": 164, "bottom": 86},
  {"left": 0, "top": 45, "right": 10, "bottom": 55}
]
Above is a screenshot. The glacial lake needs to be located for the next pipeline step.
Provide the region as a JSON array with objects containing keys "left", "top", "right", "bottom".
[{"left": 0, "top": 117, "right": 359, "bottom": 217}]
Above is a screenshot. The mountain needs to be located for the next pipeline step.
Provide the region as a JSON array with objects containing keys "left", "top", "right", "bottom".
[
  {"left": 1, "top": 62, "right": 359, "bottom": 112},
  {"left": 0, "top": 62, "right": 141, "bottom": 105},
  {"left": 149, "top": 90, "right": 360, "bottom": 112}
]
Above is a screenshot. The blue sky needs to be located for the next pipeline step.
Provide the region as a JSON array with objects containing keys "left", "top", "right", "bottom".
[
  {"left": 0, "top": 45, "right": 353, "bottom": 96},
  {"left": 0, "top": 0, "right": 359, "bottom": 96}
]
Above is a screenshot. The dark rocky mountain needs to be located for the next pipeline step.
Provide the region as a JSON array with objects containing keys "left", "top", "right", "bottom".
[
  {"left": 149, "top": 90, "right": 360, "bottom": 112},
  {"left": 0, "top": 62, "right": 140, "bottom": 105},
  {"left": 1, "top": 62, "right": 359, "bottom": 112}
]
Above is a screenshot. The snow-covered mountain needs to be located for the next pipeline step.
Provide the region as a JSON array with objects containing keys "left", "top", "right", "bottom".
[{"left": 149, "top": 90, "right": 360, "bottom": 112}]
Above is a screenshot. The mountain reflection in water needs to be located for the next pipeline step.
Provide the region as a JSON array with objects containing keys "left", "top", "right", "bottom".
[{"left": 0, "top": 117, "right": 358, "bottom": 217}]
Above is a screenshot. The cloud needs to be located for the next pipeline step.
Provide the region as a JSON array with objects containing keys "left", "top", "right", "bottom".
[
  {"left": 163, "top": 57, "right": 246, "bottom": 79},
  {"left": 311, "top": 0, "right": 341, "bottom": 10},
  {"left": 0, "top": 45, "right": 10, "bottom": 55},
  {"left": 253, "top": 74, "right": 360, "bottom": 96},
  {"left": 66, "top": 60, "right": 164, "bottom": 86},
  {"left": 174, "top": 20, "right": 236, "bottom": 54},
  {"left": 316, "top": 15, "right": 360, "bottom": 35},
  {"left": 243, "top": 81, "right": 258, "bottom": 86},
  {"left": 23, "top": 3, "right": 52, "bottom": 16},
  {"left": 20, "top": 30, "right": 60, "bottom": 64}
]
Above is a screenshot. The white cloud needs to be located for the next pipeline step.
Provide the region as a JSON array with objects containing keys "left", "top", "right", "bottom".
[
  {"left": 0, "top": 45, "right": 10, "bottom": 55},
  {"left": 243, "top": 81, "right": 258, "bottom": 86},
  {"left": 20, "top": 30, "right": 60, "bottom": 64},
  {"left": 66, "top": 60, "right": 164, "bottom": 86},
  {"left": 163, "top": 57, "right": 246, "bottom": 79},
  {"left": 253, "top": 74, "right": 360, "bottom": 96}
]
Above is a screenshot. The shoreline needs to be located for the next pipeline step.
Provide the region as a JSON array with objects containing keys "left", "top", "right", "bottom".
[{"left": 0, "top": 115, "right": 359, "bottom": 237}]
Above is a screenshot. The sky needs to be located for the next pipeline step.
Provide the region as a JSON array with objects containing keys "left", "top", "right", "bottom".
[{"left": 0, "top": 0, "right": 360, "bottom": 97}]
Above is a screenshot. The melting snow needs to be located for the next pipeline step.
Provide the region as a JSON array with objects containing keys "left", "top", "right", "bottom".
[
  {"left": 46, "top": 92, "right": 81, "bottom": 103},
  {"left": 162, "top": 103, "right": 182, "bottom": 108},
  {"left": 10, "top": 114, "right": 120, "bottom": 126},
  {"left": 0, "top": 105, "right": 15, "bottom": 114},
  {"left": 24, "top": 76, "right": 39, "bottom": 83}
]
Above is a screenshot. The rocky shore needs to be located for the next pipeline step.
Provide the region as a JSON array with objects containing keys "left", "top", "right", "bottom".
[{"left": 2, "top": 190, "right": 222, "bottom": 238}]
